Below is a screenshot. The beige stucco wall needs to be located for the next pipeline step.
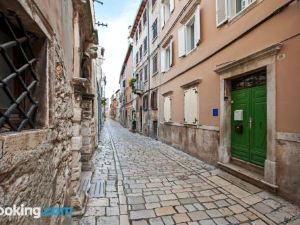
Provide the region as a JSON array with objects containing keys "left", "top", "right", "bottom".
[
  {"left": 159, "top": 0, "right": 300, "bottom": 132},
  {"left": 156, "top": 0, "right": 300, "bottom": 205}
]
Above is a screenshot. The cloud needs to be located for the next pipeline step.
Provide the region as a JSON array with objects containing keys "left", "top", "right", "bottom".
[{"left": 97, "top": 1, "right": 140, "bottom": 99}]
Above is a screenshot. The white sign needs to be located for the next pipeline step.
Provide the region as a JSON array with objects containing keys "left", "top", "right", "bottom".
[{"left": 234, "top": 110, "right": 243, "bottom": 121}]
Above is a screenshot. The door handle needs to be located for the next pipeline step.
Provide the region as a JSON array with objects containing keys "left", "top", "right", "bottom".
[{"left": 249, "top": 117, "right": 253, "bottom": 129}]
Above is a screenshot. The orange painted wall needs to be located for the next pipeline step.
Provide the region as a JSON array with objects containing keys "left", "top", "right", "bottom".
[{"left": 158, "top": 0, "right": 300, "bottom": 133}]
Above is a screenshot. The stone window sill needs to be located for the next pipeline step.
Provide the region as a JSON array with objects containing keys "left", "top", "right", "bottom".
[{"left": 0, "top": 129, "right": 48, "bottom": 154}]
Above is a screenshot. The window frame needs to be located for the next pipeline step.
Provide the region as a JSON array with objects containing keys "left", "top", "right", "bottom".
[
  {"left": 163, "top": 95, "right": 172, "bottom": 122},
  {"left": 0, "top": 11, "right": 44, "bottom": 133},
  {"left": 152, "top": 18, "right": 158, "bottom": 41},
  {"left": 161, "top": 40, "right": 173, "bottom": 73},
  {"left": 216, "top": 0, "right": 256, "bottom": 27},
  {"left": 151, "top": 90, "right": 158, "bottom": 110},
  {"left": 139, "top": 46, "right": 143, "bottom": 60},
  {"left": 185, "top": 15, "right": 196, "bottom": 54},
  {"left": 143, "top": 8, "right": 147, "bottom": 26},
  {"left": 143, "top": 36, "right": 148, "bottom": 55},
  {"left": 143, "top": 94, "right": 149, "bottom": 111},
  {"left": 152, "top": 53, "right": 158, "bottom": 75},
  {"left": 144, "top": 64, "right": 148, "bottom": 81}
]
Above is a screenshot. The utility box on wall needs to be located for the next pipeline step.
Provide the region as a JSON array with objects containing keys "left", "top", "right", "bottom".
[{"left": 234, "top": 110, "right": 243, "bottom": 121}]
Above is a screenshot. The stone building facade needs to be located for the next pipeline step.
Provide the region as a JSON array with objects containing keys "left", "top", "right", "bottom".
[
  {"left": 119, "top": 0, "right": 300, "bottom": 206},
  {"left": 119, "top": 45, "right": 134, "bottom": 129},
  {"left": 0, "top": 0, "right": 99, "bottom": 224}
]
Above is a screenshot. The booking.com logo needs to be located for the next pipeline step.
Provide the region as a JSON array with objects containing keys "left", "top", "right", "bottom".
[{"left": 0, "top": 205, "right": 73, "bottom": 219}]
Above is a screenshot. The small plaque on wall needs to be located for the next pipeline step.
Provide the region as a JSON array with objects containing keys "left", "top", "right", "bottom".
[
  {"left": 212, "top": 108, "right": 219, "bottom": 117},
  {"left": 234, "top": 110, "right": 243, "bottom": 121}
]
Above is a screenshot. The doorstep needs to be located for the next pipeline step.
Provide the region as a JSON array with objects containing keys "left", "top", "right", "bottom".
[{"left": 217, "top": 160, "right": 278, "bottom": 194}]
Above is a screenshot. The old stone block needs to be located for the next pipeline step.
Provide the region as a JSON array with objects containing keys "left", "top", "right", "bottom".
[
  {"left": 159, "top": 194, "right": 177, "bottom": 201},
  {"left": 97, "top": 216, "right": 119, "bottom": 225},
  {"left": 107, "top": 206, "right": 120, "bottom": 216},
  {"left": 162, "top": 216, "right": 174, "bottom": 225},
  {"left": 130, "top": 209, "right": 155, "bottom": 220},
  {"left": 72, "top": 136, "right": 82, "bottom": 150},
  {"left": 172, "top": 213, "right": 190, "bottom": 223},
  {"left": 132, "top": 220, "right": 148, "bottom": 225},
  {"left": 72, "top": 124, "right": 81, "bottom": 136},
  {"left": 73, "top": 108, "right": 82, "bottom": 122},
  {"left": 84, "top": 207, "right": 105, "bottom": 217},
  {"left": 120, "top": 215, "right": 130, "bottom": 225},
  {"left": 145, "top": 195, "right": 160, "bottom": 203},
  {"left": 155, "top": 207, "right": 176, "bottom": 216},
  {"left": 188, "top": 211, "right": 209, "bottom": 221},
  {"left": 0, "top": 129, "right": 47, "bottom": 153},
  {"left": 128, "top": 196, "right": 145, "bottom": 204},
  {"left": 149, "top": 218, "right": 164, "bottom": 225},
  {"left": 228, "top": 204, "right": 246, "bottom": 214}
]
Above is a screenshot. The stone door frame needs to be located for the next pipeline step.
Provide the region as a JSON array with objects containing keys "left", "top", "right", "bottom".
[{"left": 215, "top": 44, "right": 283, "bottom": 187}]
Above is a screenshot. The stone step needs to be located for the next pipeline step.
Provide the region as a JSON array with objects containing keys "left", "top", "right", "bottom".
[{"left": 217, "top": 162, "right": 278, "bottom": 194}]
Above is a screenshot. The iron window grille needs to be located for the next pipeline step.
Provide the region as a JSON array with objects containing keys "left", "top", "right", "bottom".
[
  {"left": 0, "top": 11, "right": 39, "bottom": 133},
  {"left": 232, "top": 70, "right": 266, "bottom": 91}
]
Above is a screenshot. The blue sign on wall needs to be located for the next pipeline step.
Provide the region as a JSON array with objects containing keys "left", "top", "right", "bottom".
[{"left": 212, "top": 108, "right": 219, "bottom": 117}]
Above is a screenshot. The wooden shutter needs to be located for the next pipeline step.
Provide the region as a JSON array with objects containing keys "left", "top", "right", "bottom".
[
  {"left": 169, "top": 41, "right": 173, "bottom": 67},
  {"left": 184, "top": 89, "right": 191, "bottom": 124},
  {"left": 164, "top": 96, "right": 171, "bottom": 122},
  {"left": 194, "top": 5, "right": 201, "bottom": 45},
  {"left": 184, "top": 87, "right": 198, "bottom": 124},
  {"left": 160, "top": 5, "right": 165, "bottom": 28},
  {"left": 170, "top": 0, "right": 175, "bottom": 13},
  {"left": 216, "top": 0, "right": 228, "bottom": 27},
  {"left": 178, "top": 26, "right": 186, "bottom": 57},
  {"left": 161, "top": 49, "right": 166, "bottom": 72},
  {"left": 190, "top": 87, "right": 198, "bottom": 124}
]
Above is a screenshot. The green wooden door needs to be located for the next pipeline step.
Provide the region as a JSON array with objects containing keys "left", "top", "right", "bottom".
[{"left": 231, "top": 85, "right": 267, "bottom": 167}]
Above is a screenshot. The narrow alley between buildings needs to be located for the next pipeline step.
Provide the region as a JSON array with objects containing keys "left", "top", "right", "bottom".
[{"left": 74, "top": 120, "right": 300, "bottom": 225}]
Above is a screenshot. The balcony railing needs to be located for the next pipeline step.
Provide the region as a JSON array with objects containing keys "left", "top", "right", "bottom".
[{"left": 134, "top": 81, "right": 143, "bottom": 95}]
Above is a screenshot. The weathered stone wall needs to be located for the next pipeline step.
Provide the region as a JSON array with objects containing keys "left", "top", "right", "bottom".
[
  {"left": 0, "top": 0, "right": 98, "bottom": 224},
  {"left": 276, "top": 140, "right": 300, "bottom": 205},
  {"left": 0, "top": 39, "right": 74, "bottom": 225},
  {"left": 159, "top": 124, "right": 219, "bottom": 165}
]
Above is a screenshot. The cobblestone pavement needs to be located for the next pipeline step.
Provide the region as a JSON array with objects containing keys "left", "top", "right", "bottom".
[{"left": 73, "top": 120, "right": 300, "bottom": 225}]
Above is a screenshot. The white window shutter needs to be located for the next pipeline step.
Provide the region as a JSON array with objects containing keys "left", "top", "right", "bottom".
[
  {"left": 178, "top": 26, "right": 186, "bottom": 57},
  {"left": 184, "top": 87, "right": 198, "bottom": 124},
  {"left": 216, "top": 0, "right": 228, "bottom": 27},
  {"left": 194, "top": 5, "right": 201, "bottom": 46},
  {"left": 190, "top": 88, "right": 198, "bottom": 124},
  {"left": 170, "top": 0, "right": 175, "bottom": 13},
  {"left": 184, "top": 89, "right": 190, "bottom": 124},
  {"left": 160, "top": 50, "right": 166, "bottom": 73},
  {"left": 164, "top": 96, "right": 171, "bottom": 122},
  {"left": 160, "top": 5, "right": 165, "bottom": 28},
  {"left": 169, "top": 41, "right": 173, "bottom": 67}
]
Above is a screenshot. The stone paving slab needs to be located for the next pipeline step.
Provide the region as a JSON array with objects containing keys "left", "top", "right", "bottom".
[{"left": 73, "top": 120, "right": 300, "bottom": 225}]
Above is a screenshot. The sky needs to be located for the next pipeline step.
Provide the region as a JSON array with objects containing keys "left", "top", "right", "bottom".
[{"left": 94, "top": 0, "right": 140, "bottom": 99}]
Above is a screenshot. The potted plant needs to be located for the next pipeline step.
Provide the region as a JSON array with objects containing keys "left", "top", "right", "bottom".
[{"left": 129, "top": 78, "right": 137, "bottom": 91}]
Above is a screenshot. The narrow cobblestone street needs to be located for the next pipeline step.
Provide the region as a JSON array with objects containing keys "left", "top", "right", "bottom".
[{"left": 74, "top": 120, "right": 300, "bottom": 225}]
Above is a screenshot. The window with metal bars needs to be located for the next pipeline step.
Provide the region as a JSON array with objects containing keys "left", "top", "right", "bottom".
[{"left": 0, "top": 11, "right": 40, "bottom": 133}]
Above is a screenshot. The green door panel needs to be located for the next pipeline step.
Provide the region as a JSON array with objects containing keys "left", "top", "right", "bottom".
[
  {"left": 250, "top": 85, "right": 267, "bottom": 166},
  {"left": 231, "top": 85, "right": 267, "bottom": 167},
  {"left": 231, "top": 89, "right": 250, "bottom": 162}
]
